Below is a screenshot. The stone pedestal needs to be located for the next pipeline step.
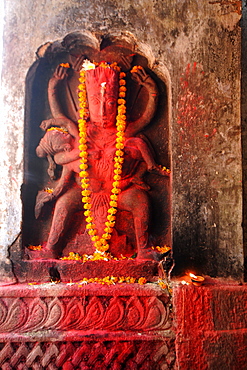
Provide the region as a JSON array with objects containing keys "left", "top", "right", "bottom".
[{"left": 0, "top": 283, "right": 175, "bottom": 369}]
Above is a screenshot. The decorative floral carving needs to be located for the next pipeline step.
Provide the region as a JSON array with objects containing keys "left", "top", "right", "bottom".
[{"left": 0, "top": 295, "right": 171, "bottom": 333}]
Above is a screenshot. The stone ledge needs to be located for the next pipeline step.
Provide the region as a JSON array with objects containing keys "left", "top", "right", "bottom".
[{"left": 13, "top": 259, "right": 158, "bottom": 283}]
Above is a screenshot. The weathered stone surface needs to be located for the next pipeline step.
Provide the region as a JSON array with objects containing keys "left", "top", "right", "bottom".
[
  {"left": 1, "top": 0, "right": 243, "bottom": 279},
  {"left": 173, "top": 282, "right": 247, "bottom": 370}
]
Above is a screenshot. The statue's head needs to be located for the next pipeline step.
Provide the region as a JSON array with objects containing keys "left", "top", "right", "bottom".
[
  {"left": 85, "top": 66, "right": 119, "bottom": 128},
  {"left": 36, "top": 129, "right": 72, "bottom": 158}
]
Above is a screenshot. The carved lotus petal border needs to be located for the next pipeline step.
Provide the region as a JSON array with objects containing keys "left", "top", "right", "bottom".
[{"left": 0, "top": 295, "right": 171, "bottom": 333}]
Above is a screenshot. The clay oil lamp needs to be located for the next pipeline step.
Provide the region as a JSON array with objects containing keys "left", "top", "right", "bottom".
[{"left": 188, "top": 272, "right": 205, "bottom": 286}]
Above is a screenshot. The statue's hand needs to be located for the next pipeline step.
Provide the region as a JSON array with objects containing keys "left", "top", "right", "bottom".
[
  {"left": 40, "top": 118, "right": 55, "bottom": 131},
  {"left": 73, "top": 54, "right": 86, "bottom": 72},
  {"left": 35, "top": 190, "right": 55, "bottom": 219},
  {"left": 53, "top": 64, "right": 68, "bottom": 80},
  {"left": 131, "top": 66, "right": 157, "bottom": 93},
  {"left": 49, "top": 65, "right": 68, "bottom": 89}
]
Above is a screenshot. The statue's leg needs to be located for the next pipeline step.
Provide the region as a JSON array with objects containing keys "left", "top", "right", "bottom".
[
  {"left": 46, "top": 187, "right": 82, "bottom": 257},
  {"left": 118, "top": 186, "right": 151, "bottom": 259}
]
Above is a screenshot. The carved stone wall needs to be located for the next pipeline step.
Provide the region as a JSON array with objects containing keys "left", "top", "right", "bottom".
[{"left": 0, "top": 284, "right": 175, "bottom": 369}]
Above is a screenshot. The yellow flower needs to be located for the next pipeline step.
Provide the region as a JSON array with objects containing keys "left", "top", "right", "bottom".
[
  {"left": 105, "top": 221, "right": 115, "bottom": 228},
  {"left": 79, "top": 163, "right": 88, "bottom": 170},
  {"left": 107, "top": 214, "right": 116, "bottom": 221},
  {"left": 84, "top": 210, "right": 92, "bottom": 217},
  {"left": 82, "top": 196, "right": 91, "bottom": 203},
  {"left": 108, "top": 207, "right": 117, "bottom": 215},
  {"left": 116, "top": 150, "right": 124, "bottom": 157},
  {"left": 88, "top": 229, "right": 97, "bottom": 235},
  {"left": 79, "top": 147, "right": 88, "bottom": 154},
  {"left": 138, "top": 277, "right": 147, "bottom": 285},
  {"left": 119, "top": 86, "right": 127, "bottom": 92},
  {"left": 60, "top": 62, "right": 70, "bottom": 68},
  {"left": 116, "top": 143, "right": 124, "bottom": 149},
  {"left": 82, "top": 190, "right": 91, "bottom": 196},
  {"left": 79, "top": 171, "right": 89, "bottom": 177},
  {"left": 111, "top": 188, "right": 121, "bottom": 194},
  {"left": 83, "top": 203, "right": 92, "bottom": 210},
  {"left": 104, "top": 227, "right": 113, "bottom": 233}
]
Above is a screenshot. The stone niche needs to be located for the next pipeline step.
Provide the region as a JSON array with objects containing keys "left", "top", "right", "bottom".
[
  {"left": 1, "top": 31, "right": 175, "bottom": 370},
  {"left": 11, "top": 31, "right": 172, "bottom": 283}
]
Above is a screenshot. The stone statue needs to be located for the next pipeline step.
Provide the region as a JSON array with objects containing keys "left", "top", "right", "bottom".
[{"left": 34, "top": 59, "right": 169, "bottom": 260}]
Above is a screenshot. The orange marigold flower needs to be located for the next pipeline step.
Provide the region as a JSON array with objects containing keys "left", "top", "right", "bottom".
[
  {"left": 102, "top": 233, "right": 111, "bottom": 240},
  {"left": 107, "top": 214, "right": 116, "bottom": 221},
  {"left": 105, "top": 221, "right": 115, "bottom": 228},
  {"left": 116, "top": 124, "right": 125, "bottom": 131},
  {"left": 114, "top": 168, "right": 122, "bottom": 175},
  {"left": 60, "top": 62, "right": 70, "bottom": 68},
  {"left": 119, "top": 79, "right": 126, "bottom": 85},
  {"left": 78, "top": 117, "right": 86, "bottom": 123},
  {"left": 79, "top": 147, "right": 88, "bottom": 154},
  {"left": 82, "top": 190, "right": 91, "bottom": 196},
  {"left": 83, "top": 203, "right": 92, "bottom": 210},
  {"left": 115, "top": 150, "right": 124, "bottom": 157},
  {"left": 104, "top": 227, "right": 113, "bottom": 233},
  {"left": 107, "top": 207, "right": 117, "bottom": 215},
  {"left": 119, "top": 86, "right": 127, "bottom": 92},
  {"left": 86, "top": 222, "right": 96, "bottom": 229},
  {"left": 88, "top": 229, "right": 97, "bottom": 235},
  {"left": 138, "top": 277, "right": 147, "bottom": 285},
  {"left": 99, "top": 244, "right": 110, "bottom": 252},
  {"left": 84, "top": 210, "right": 92, "bottom": 217},
  {"left": 111, "top": 188, "right": 121, "bottom": 194},
  {"left": 116, "top": 143, "right": 124, "bottom": 150},
  {"left": 79, "top": 171, "right": 89, "bottom": 177},
  {"left": 114, "top": 157, "right": 124, "bottom": 164},
  {"left": 79, "top": 163, "right": 88, "bottom": 170}
]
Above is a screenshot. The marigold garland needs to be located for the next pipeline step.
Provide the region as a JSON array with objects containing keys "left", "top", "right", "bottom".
[{"left": 77, "top": 61, "right": 127, "bottom": 257}]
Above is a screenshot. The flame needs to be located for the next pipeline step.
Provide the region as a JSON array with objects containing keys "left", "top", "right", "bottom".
[{"left": 189, "top": 272, "right": 197, "bottom": 279}]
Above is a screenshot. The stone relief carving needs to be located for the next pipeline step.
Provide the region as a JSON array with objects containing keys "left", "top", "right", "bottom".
[
  {"left": 0, "top": 295, "right": 171, "bottom": 333},
  {"left": 23, "top": 32, "right": 171, "bottom": 262},
  {"left": 0, "top": 340, "right": 175, "bottom": 369}
]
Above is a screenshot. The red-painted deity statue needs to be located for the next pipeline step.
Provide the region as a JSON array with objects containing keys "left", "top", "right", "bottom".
[{"left": 33, "top": 57, "right": 169, "bottom": 261}]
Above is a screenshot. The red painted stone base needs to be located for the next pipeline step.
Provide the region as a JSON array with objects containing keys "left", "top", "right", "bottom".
[
  {"left": 0, "top": 283, "right": 175, "bottom": 369},
  {"left": 0, "top": 340, "right": 175, "bottom": 369},
  {"left": 173, "top": 282, "right": 247, "bottom": 370}
]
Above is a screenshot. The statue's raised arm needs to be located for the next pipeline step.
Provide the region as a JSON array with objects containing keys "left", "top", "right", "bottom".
[{"left": 125, "top": 66, "right": 158, "bottom": 138}]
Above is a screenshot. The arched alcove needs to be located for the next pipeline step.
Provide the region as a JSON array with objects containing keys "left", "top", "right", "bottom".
[{"left": 17, "top": 31, "right": 171, "bottom": 280}]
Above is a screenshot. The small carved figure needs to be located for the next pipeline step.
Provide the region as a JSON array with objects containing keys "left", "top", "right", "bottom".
[{"left": 35, "top": 60, "right": 169, "bottom": 259}]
